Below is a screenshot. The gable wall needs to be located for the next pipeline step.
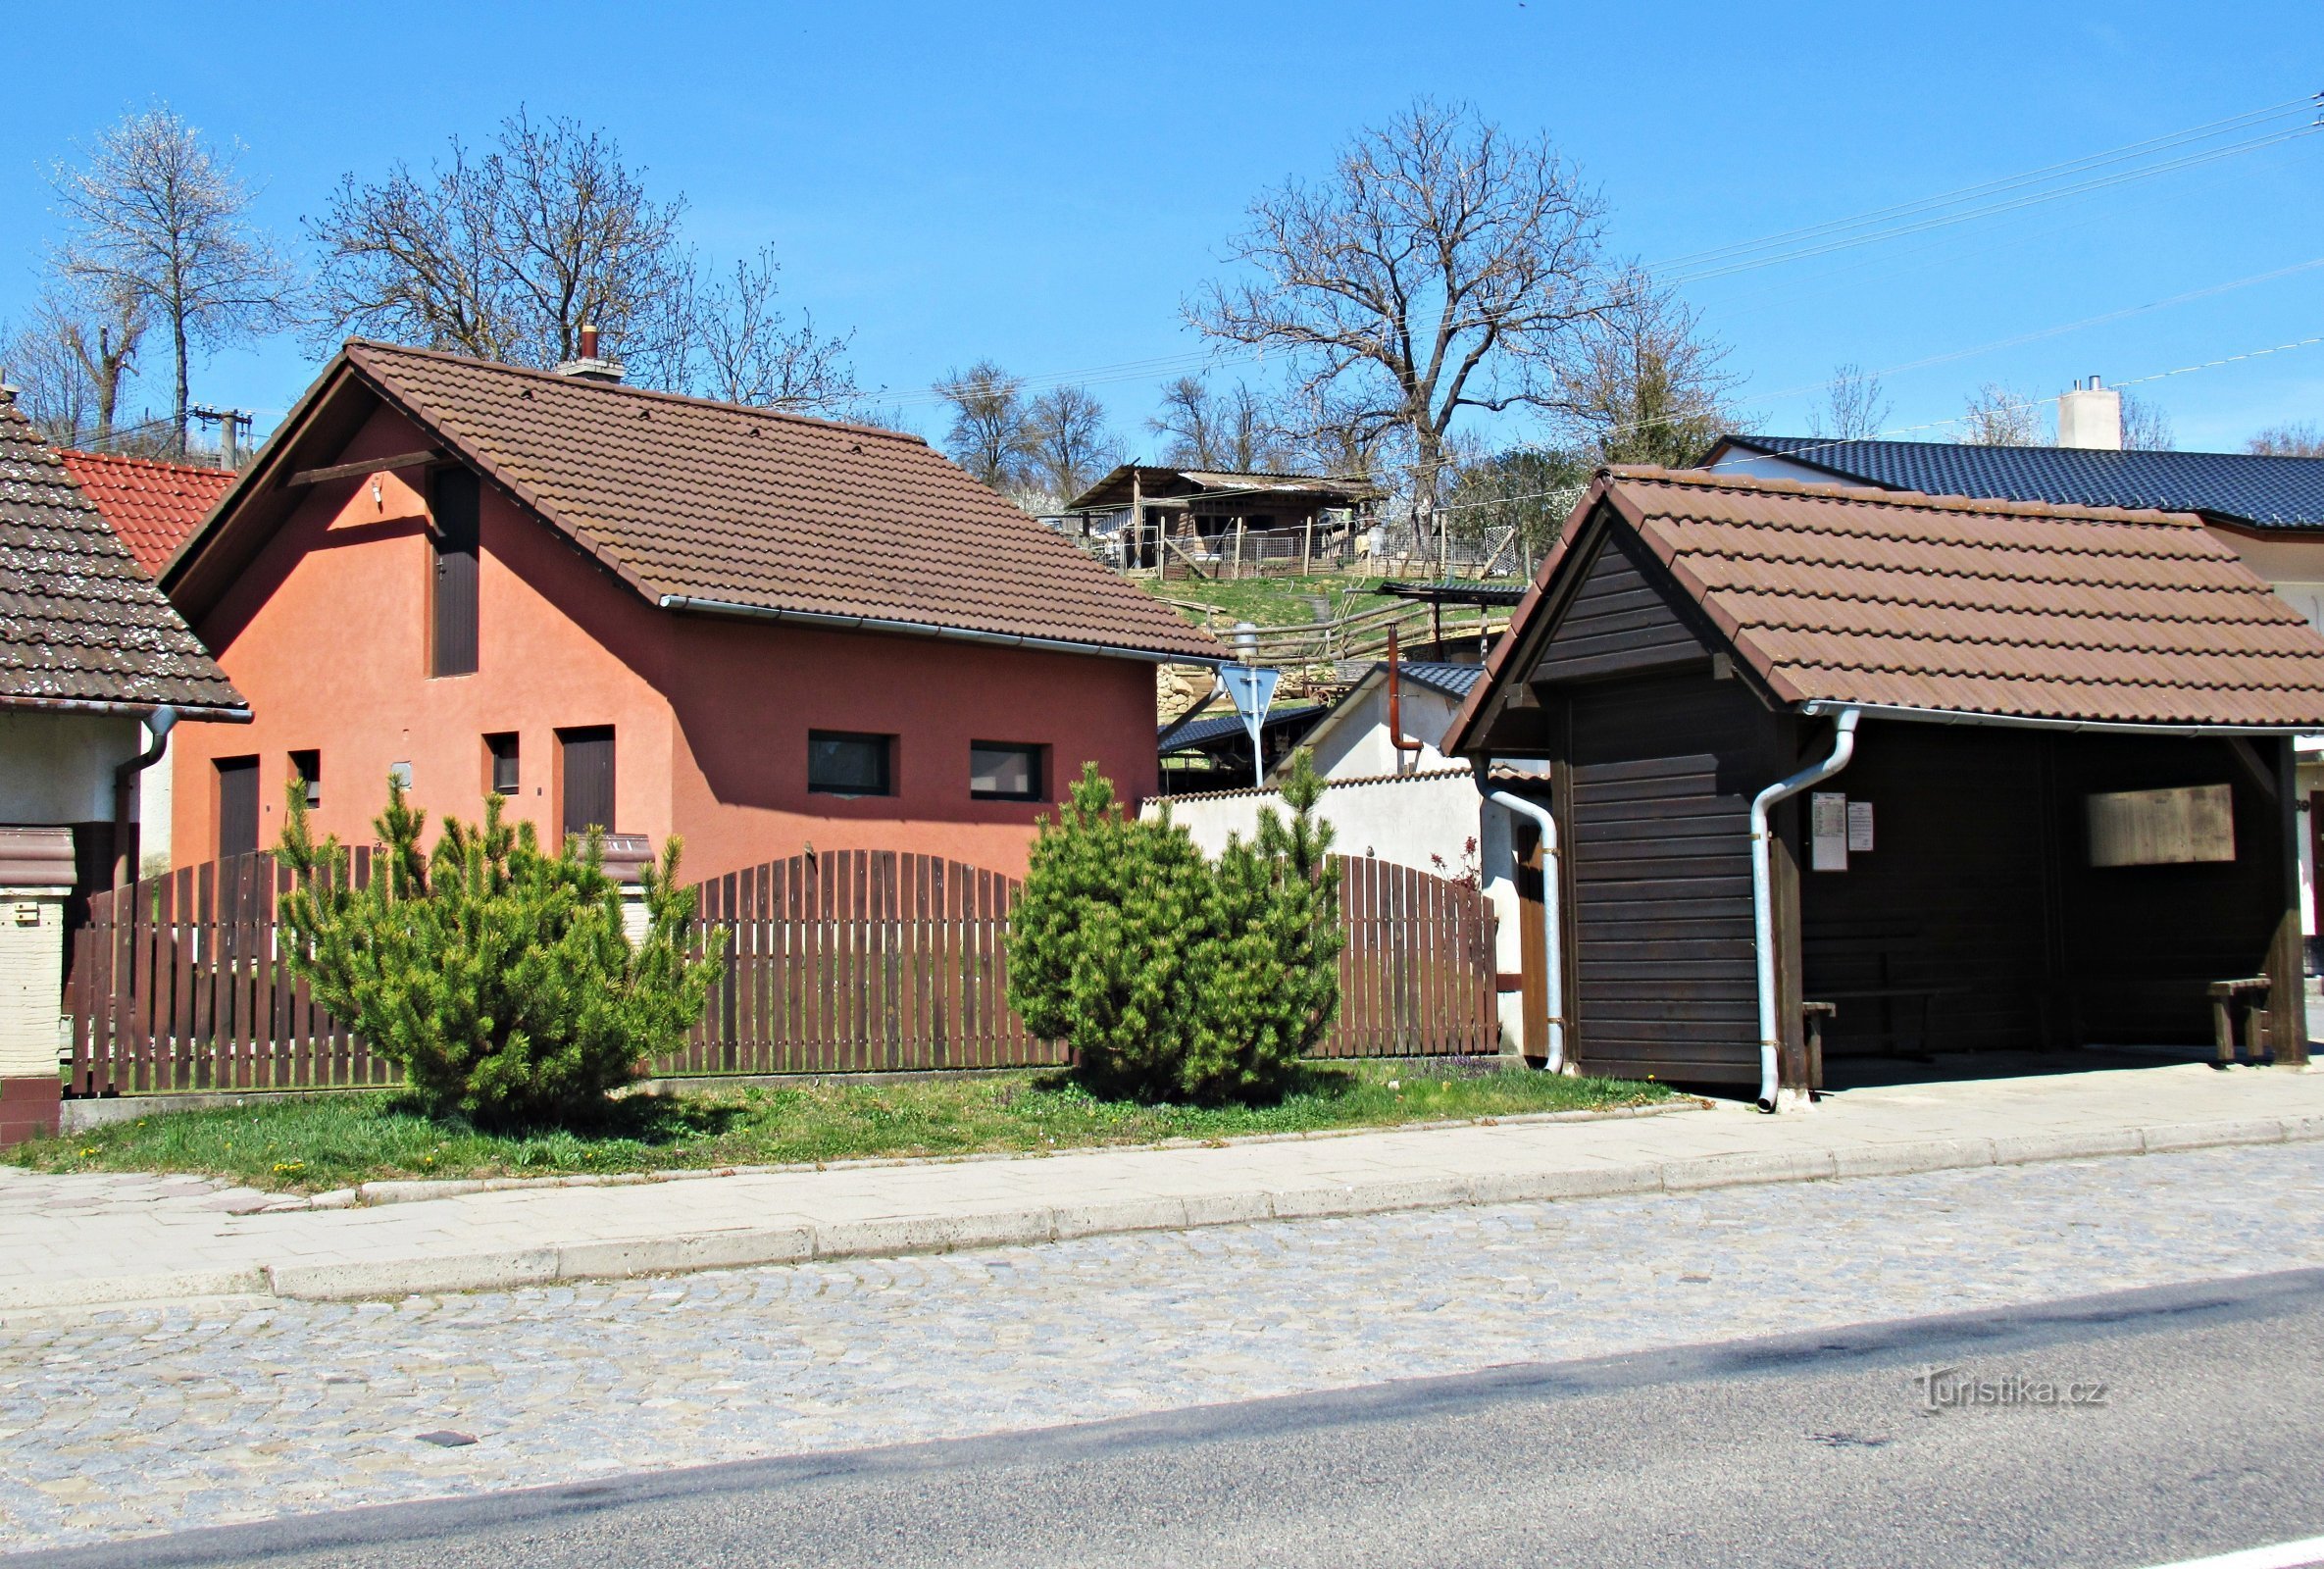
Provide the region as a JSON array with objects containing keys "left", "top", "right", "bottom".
[{"left": 170, "top": 404, "right": 1161, "bottom": 880}]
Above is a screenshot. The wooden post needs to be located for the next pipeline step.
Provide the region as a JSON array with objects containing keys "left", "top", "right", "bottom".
[
  {"left": 2270, "top": 734, "right": 2310, "bottom": 1065},
  {"left": 1302, "top": 511, "right": 1314, "bottom": 577}
]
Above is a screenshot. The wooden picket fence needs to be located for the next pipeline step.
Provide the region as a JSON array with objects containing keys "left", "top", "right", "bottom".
[{"left": 64, "top": 848, "right": 1501, "bottom": 1097}]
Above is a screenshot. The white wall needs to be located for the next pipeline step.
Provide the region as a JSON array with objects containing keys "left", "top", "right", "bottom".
[
  {"left": 1149, "top": 769, "right": 1541, "bottom": 1051},
  {"left": 1292, "top": 680, "right": 1464, "bottom": 781},
  {"left": 0, "top": 710, "right": 136, "bottom": 825}
]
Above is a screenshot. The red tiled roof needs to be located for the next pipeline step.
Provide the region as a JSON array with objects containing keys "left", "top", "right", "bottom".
[
  {"left": 254, "top": 342, "right": 1219, "bottom": 662},
  {"left": 0, "top": 404, "right": 245, "bottom": 714},
  {"left": 1448, "top": 467, "right": 2324, "bottom": 746},
  {"left": 56, "top": 450, "right": 235, "bottom": 576}
]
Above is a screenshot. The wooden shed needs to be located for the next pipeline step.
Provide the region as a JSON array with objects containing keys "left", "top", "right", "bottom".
[{"left": 1446, "top": 468, "right": 2324, "bottom": 1107}]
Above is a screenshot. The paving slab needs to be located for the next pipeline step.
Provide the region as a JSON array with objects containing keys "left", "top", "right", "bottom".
[{"left": 6, "top": 1063, "right": 2324, "bottom": 1314}]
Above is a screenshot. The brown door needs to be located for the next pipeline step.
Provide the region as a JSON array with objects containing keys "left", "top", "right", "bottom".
[
  {"left": 217, "top": 757, "right": 260, "bottom": 858},
  {"left": 559, "top": 728, "right": 615, "bottom": 840},
  {"left": 1514, "top": 822, "right": 1550, "bottom": 1066}
]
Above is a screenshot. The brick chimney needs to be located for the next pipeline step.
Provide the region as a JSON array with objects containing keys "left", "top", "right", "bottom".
[
  {"left": 2057, "top": 375, "right": 2122, "bottom": 450},
  {"left": 553, "top": 323, "right": 624, "bottom": 384}
]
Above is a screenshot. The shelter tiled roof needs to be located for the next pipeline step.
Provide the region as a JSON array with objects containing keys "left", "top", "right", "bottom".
[
  {"left": 1450, "top": 468, "right": 2324, "bottom": 744},
  {"left": 1159, "top": 704, "right": 1324, "bottom": 753},
  {"left": 0, "top": 403, "right": 244, "bottom": 714},
  {"left": 191, "top": 342, "right": 1222, "bottom": 662},
  {"left": 1710, "top": 434, "right": 2324, "bottom": 532},
  {"left": 55, "top": 450, "right": 235, "bottom": 574}
]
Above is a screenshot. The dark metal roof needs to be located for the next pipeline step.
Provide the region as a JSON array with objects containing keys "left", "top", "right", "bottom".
[
  {"left": 1713, "top": 434, "right": 2324, "bottom": 532},
  {"left": 1159, "top": 704, "right": 1324, "bottom": 753},
  {"left": 1381, "top": 660, "right": 1485, "bottom": 700},
  {"left": 1372, "top": 579, "right": 1529, "bottom": 606}
]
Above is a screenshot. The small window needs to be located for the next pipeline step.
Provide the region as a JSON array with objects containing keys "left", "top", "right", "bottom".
[
  {"left": 217, "top": 756, "right": 260, "bottom": 858},
  {"left": 970, "top": 742, "right": 1043, "bottom": 802},
  {"left": 485, "top": 733, "right": 521, "bottom": 795},
  {"left": 288, "top": 750, "right": 322, "bottom": 809},
  {"left": 809, "top": 731, "right": 892, "bottom": 796}
]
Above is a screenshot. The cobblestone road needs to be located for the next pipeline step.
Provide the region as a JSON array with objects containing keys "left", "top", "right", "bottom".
[{"left": 7, "top": 1141, "right": 2324, "bottom": 1555}]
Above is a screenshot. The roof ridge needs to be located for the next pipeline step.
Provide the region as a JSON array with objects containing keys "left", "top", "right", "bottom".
[
  {"left": 1732, "top": 432, "right": 2324, "bottom": 468},
  {"left": 343, "top": 338, "right": 933, "bottom": 447},
  {"left": 58, "top": 449, "right": 238, "bottom": 480},
  {"left": 1609, "top": 464, "right": 2209, "bottom": 529}
]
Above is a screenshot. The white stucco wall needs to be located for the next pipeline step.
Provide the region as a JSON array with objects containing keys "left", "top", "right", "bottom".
[
  {"left": 1289, "top": 681, "right": 1464, "bottom": 781},
  {"left": 1148, "top": 769, "right": 1544, "bottom": 1051},
  {"left": 0, "top": 710, "right": 137, "bottom": 825}
]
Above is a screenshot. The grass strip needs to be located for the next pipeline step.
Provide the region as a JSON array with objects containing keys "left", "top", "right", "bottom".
[{"left": 10, "top": 1060, "right": 1674, "bottom": 1192}]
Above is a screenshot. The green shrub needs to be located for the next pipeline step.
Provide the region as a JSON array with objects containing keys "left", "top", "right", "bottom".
[
  {"left": 1008, "top": 757, "right": 1341, "bottom": 1103},
  {"left": 277, "top": 779, "right": 724, "bottom": 1127}
]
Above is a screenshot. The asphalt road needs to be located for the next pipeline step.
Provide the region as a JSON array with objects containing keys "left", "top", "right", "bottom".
[{"left": 20, "top": 1268, "right": 2324, "bottom": 1569}]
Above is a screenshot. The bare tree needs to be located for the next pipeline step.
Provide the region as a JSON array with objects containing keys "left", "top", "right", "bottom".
[
  {"left": 50, "top": 103, "right": 293, "bottom": 451},
  {"left": 1561, "top": 269, "right": 1740, "bottom": 467},
  {"left": 2120, "top": 389, "right": 2174, "bottom": 452},
  {"left": 1807, "top": 362, "right": 1891, "bottom": 441},
  {"left": 310, "top": 110, "right": 693, "bottom": 378},
  {"left": 1188, "top": 98, "right": 1615, "bottom": 537},
  {"left": 935, "top": 361, "right": 1037, "bottom": 490},
  {"left": 1959, "top": 382, "right": 2045, "bottom": 446},
  {"left": 681, "top": 245, "right": 861, "bottom": 414},
  {"left": 2248, "top": 421, "right": 2324, "bottom": 457},
  {"left": 2, "top": 308, "right": 95, "bottom": 443},
  {"left": 1025, "top": 385, "right": 1118, "bottom": 503},
  {"left": 1149, "top": 377, "right": 1289, "bottom": 472}
]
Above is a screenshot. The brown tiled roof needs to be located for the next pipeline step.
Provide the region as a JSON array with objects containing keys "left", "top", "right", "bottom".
[
  {"left": 0, "top": 402, "right": 245, "bottom": 715},
  {"left": 55, "top": 450, "right": 235, "bottom": 575},
  {"left": 1449, "top": 467, "right": 2324, "bottom": 744},
  {"left": 326, "top": 342, "right": 1221, "bottom": 661}
]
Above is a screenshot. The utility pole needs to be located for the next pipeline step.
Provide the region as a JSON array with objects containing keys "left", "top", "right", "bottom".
[{"left": 188, "top": 406, "right": 253, "bottom": 468}]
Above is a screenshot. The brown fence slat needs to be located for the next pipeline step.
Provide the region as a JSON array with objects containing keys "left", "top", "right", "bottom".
[{"left": 62, "top": 847, "right": 1502, "bottom": 1100}]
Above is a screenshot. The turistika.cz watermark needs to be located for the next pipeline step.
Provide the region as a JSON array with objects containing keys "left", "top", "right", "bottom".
[{"left": 1912, "top": 1365, "right": 2110, "bottom": 1412}]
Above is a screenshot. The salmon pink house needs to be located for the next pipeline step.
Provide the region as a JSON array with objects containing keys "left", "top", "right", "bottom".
[{"left": 160, "top": 340, "right": 1221, "bottom": 880}]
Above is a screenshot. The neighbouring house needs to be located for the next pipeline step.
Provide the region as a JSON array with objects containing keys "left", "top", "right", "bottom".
[
  {"left": 1159, "top": 656, "right": 1546, "bottom": 1053},
  {"left": 54, "top": 450, "right": 238, "bottom": 875},
  {"left": 0, "top": 398, "right": 247, "bottom": 1144},
  {"left": 1063, "top": 464, "right": 1383, "bottom": 578},
  {"left": 158, "top": 339, "right": 1222, "bottom": 884},
  {"left": 1703, "top": 391, "right": 2324, "bottom": 959},
  {"left": 1156, "top": 702, "right": 1325, "bottom": 792},
  {"left": 1447, "top": 465, "right": 2324, "bottom": 1105}
]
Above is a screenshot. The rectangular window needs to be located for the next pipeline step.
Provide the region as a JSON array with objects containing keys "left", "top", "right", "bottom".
[
  {"left": 288, "top": 749, "right": 321, "bottom": 809},
  {"left": 217, "top": 756, "right": 260, "bottom": 858},
  {"left": 808, "top": 731, "right": 893, "bottom": 796},
  {"left": 429, "top": 467, "right": 480, "bottom": 677},
  {"left": 969, "top": 741, "right": 1044, "bottom": 801},
  {"left": 485, "top": 732, "right": 521, "bottom": 795},
  {"left": 559, "top": 727, "right": 616, "bottom": 839}
]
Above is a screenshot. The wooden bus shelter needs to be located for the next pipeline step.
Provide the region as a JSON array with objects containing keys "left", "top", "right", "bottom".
[{"left": 1446, "top": 468, "right": 2324, "bottom": 1108}]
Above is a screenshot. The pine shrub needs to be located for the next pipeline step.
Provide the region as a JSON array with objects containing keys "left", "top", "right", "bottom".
[
  {"left": 1008, "top": 758, "right": 1341, "bottom": 1104},
  {"left": 277, "top": 780, "right": 724, "bottom": 1127}
]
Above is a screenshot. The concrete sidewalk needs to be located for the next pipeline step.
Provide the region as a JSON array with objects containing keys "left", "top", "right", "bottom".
[{"left": 7, "top": 1063, "right": 2323, "bottom": 1315}]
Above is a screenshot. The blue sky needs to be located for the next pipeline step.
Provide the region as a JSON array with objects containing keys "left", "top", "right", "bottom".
[{"left": 2, "top": 0, "right": 2317, "bottom": 455}]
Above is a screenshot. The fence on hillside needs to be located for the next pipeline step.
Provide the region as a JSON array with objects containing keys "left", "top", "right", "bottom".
[{"left": 63, "top": 849, "right": 1501, "bottom": 1096}]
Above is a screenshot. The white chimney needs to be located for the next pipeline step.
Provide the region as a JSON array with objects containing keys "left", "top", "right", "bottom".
[{"left": 2057, "top": 375, "right": 2121, "bottom": 450}]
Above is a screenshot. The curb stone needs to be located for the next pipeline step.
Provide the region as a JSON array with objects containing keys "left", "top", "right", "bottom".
[{"left": 8, "top": 1112, "right": 2321, "bottom": 1313}]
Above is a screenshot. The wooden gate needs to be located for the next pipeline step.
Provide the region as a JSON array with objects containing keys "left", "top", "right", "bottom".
[{"left": 64, "top": 850, "right": 1502, "bottom": 1095}]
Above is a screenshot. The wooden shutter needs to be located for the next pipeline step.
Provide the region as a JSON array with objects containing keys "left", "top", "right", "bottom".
[
  {"left": 217, "top": 757, "right": 260, "bottom": 858},
  {"left": 560, "top": 728, "right": 615, "bottom": 839},
  {"left": 430, "top": 468, "right": 480, "bottom": 677}
]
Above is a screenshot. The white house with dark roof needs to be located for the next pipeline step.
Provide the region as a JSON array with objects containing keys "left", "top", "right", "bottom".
[{"left": 0, "top": 397, "right": 247, "bottom": 1144}]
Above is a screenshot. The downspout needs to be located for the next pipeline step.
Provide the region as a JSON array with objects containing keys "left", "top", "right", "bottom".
[
  {"left": 1749, "top": 708, "right": 1860, "bottom": 1112},
  {"left": 1388, "top": 628, "right": 1425, "bottom": 766},
  {"left": 111, "top": 706, "right": 177, "bottom": 887},
  {"left": 1483, "top": 783, "right": 1565, "bottom": 1075}
]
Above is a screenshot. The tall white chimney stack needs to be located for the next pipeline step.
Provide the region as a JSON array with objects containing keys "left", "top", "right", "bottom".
[{"left": 2057, "top": 374, "right": 2122, "bottom": 450}]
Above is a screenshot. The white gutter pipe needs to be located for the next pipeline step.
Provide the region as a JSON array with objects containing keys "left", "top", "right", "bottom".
[
  {"left": 1749, "top": 708, "right": 1861, "bottom": 1113},
  {"left": 1485, "top": 786, "right": 1566, "bottom": 1074}
]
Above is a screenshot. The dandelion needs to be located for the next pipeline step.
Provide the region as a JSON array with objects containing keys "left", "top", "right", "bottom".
[{"left": 1387, "top": 1080, "right": 1401, "bottom": 1091}]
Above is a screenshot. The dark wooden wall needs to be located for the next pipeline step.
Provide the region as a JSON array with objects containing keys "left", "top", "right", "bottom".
[{"left": 1797, "top": 724, "right": 2287, "bottom": 1054}]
